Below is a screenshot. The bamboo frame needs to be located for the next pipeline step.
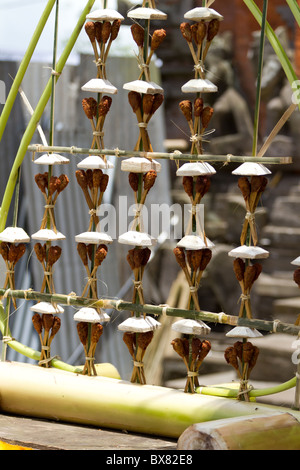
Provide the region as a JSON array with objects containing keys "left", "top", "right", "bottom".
[
  {"left": 1, "top": 288, "right": 300, "bottom": 336},
  {"left": 27, "top": 144, "right": 293, "bottom": 164}
]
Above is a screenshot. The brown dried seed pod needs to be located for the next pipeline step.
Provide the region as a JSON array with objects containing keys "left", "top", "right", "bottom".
[
  {"left": 233, "top": 341, "right": 243, "bottom": 361},
  {"left": 128, "top": 91, "right": 142, "bottom": 113},
  {"left": 191, "top": 22, "right": 207, "bottom": 45},
  {"left": 77, "top": 321, "right": 88, "bottom": 346},
  {"left": 32, "top": 312, "right": 43, "bottom": 335},
  {"left": 207, "top": 19, "right": 220, "bottom": 42},
  {"left": 126, "top": 250, "right": 135, "bottom": 271},
  {"left": 75, "top": 169, "right": 88, "bottom": 190},
  {"left": 133, "top": 247, "right": 144, "bottom": 269},
  {"left": 171, "top": 338, "right": 187, "bottom": 359},
  {"left": 143, "top": 170, "right": 157, "bottom": 191},
  {"left": 199, "top": 249, "right": 212, "bottom": 271},
  {"left": 34, "top": 173, "right": 48, "bottom": 194},
  {"left": 129, "top": 172, "right": 139, "bottom": 192},
  {"left": 191, "top": 337, "right": 202, "bottom": 361},
  {"left": 294, "top": 268, "right": 300, "bottom": 287},
  {"left": 238, "top": 176, "right": 251, "bottom": 201},
  {"left": 99, "top": 173, "right": 109, "bottom": 193},
  {"left": 86, "top": 169, "right": 93, "bottom": 190},
  {"left": 233, "top": 258, "right": 245, "bottom": 282},
  {"left": 151, "top": 94, "right": 164, "bottom": 116},
  {"left": 151, "top": 29, "right": 166, "bottom": 51},
  {"left": 14, "top": 243, "right": 26, "bottom": 264},
  {"left": 85, "top": 21, "right": 96, "bottom": 42},
  {"left": 143, "top": 94, "right": 155, "bottom": 116},
  {"left": 131, "top": 23, "right": 144, "bottom": 48},
  {"left": 87, "top": 244, "right": 94, "bottom": 261},
  {"left": 251, "top": 175, "right": 265, "bottom": 194},
  {"left": 111, "top": 19, "right": 122, "bottom": 41},
  {"left": 94, "top": 244, "right": 108, "bottom": 266},
  {"left": 179, "top": 100, "right": 193, "bottom": 122},
  {"left": 187, "top": 250, "right": 202, "bottom": 271},
  {"left": 244, "top": 265, "right": 259, "bottom": 291},
  {"left": 93, "top": 169, "right": 103, "bottom": 188},
  {"left": 141, "top": 247, "right": 151, "bottom": 267},
  {"left": 77, "top": 243, "right": 88, "bottom": 266},
  {"left": 50, "top": 316, "right": 61, "bottom": 340},
  {"left": 82, "top": 97, "right": 97, "bottom": 120},
  {"left": 34, "top": 243, "right": 45, "bottom": 264},
  {"left": 194, "top": 97, "right": 204, "bottom": 117},
  {"left": 123, "top": 332, "right": 136, "bottom": 357},
  {"left": 248, "top": 345, "right": 259, "bottom": 372},
  {"left": 42, "top": 313, "right": 54, "bottom": 332},
  {"left": 195, "top": 175, "right": 211, "bottom": 197},
  {"left": 180, "top": 22, "right": 192, "bottom": 43},
  {"left": 48, "top": 245, "right": 62, "bottom": 266},
  {"left": 224, "top": 346, "right": 239, "bottom": 371},
  {"left": 137, "top": 330, "right": 154, "bottom": 350},
  {"left": 201, "top": 106, "right": 214, "bottom": 129},
  {"left": 252, "top": 263, "right": 263, "bottom": 283},
  {"left": 0, "top": 242, "right": 9, "bottom": 261},
  {"left": 173, "top": 247, "right": 186, "bottom": 270},
  {"left": 57, "top": 174, "right": 69, "bottom": 194},
  {"left": 98, "top": 95, "right": 112, "bottom": 116},
  {"left": 49, "top": 176, "right": 60, "bottom": 196},
  {"left": 182, "top": 176, "right": 193, "bottom": 197},
  {"left": 197, "top": 340, "right": 211, "bottom": 363},
  {"left": 101, "top": 21, "right": 112, "bottom": 44},
  {"left": 182, "top": 338, "right": 190, "bottom": 359},
  {"left": 8, "top": 244, "right": 19, "bottom": 264},
  {"left": 91, "top": 322, "right": 103, "bottom": 344},
  {"left": 242, "top": 341, "right": 254, "bottom": 364},
  {"left": 94, "top": 21, "right": 102, "bottom": 43}
]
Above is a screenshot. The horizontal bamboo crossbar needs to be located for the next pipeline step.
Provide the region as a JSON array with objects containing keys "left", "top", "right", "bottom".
[
  {"left": 1, "top": 288, "right": 300, "bottom": 336},
  {"left": 27, "top": 144, "right": 293, "bottom": 164}
]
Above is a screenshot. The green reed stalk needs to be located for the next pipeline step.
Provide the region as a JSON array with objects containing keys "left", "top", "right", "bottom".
[
  {"left": 0, "top": 0, "right": 97, "bottom": 232},
  {"left": 0, "top": 0, "right": 57, "bottom": 143},
  {"left": 252, "top": 0, "right": 268, "bottom": 156}
]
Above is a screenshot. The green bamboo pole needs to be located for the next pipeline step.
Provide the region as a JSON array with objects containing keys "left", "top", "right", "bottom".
[
  {"left": 0, "top": 0, "right": 57, "bottom": 143},
  {"left": 1, "top": 288, "right": 300, "bottom": 336},
  {"left": 27, "top": 144, "right": 293, "bottom": 164},
  {"left": 0, "top": 0, "right": 97, "bottom": 232}
]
